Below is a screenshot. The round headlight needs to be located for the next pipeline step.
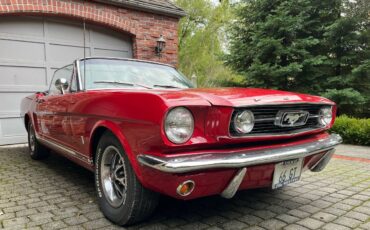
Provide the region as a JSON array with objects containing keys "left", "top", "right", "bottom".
[
  {"left": 165, "top": 107, "right": 194, "bottom": 144},
  {"left": 318, "top": 106, "right": 333, "bottom": 126},
  {"left": 234, "top": 110, "right": 254, "bottom": 134}
]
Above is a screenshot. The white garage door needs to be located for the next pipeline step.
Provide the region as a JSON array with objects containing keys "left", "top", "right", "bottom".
[{"left": 0, "top": 16, "right": 133, "bottom": 145}]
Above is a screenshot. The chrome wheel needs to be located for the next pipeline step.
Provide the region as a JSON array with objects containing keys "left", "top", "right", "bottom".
[
  {"left": 29, "top": 125, "right": 36, "bottom": 153},
  {"left": 95, "top": 132, "right": 159, "bottom": 225},
  {"left": 100, "top": 146, "right": 127, "bottom": 208}
]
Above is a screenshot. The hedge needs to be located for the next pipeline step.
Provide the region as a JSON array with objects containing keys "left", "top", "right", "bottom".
[{"left": 330, "top": 115, "right": 370, "bottom": 146}]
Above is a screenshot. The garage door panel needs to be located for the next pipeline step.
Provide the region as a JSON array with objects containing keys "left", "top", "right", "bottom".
[
  {"left": 0, "top": 117, "right": 26, "bottom": 145},
  {"left": 1, "top": 118, "right": 25, "bottom": 136},
  {"left": 0, "top": 16, "right": 44, "bottom": 38},
  {"left": 0, "top": 60, "right": 45, "bottom": 68},
  {"left": 91, "top": 28, "right": 131, "bottom": 49},
  {"left": 0, "top": 85, "right": 47, "bottom": 93},
  {"left": 0, "top": 39, "right": 45, "bottom": 62},
  {"left": 0, "top": 136, "right": 27, "bottom": 145},
  {"left": 0, "top": 16, "right": 133, "bottom": 145},
  {"left": 0, "top": 93, "right": 33, "bottom": 112},
  {"left": 49, "top": 44, "right": 91, "bottom": 62},
  {"left": 47, "top": 19, "right": 90, "bottom": 45},
  {"left": 0, "top": 66, "right": 47, "bottom": 86},
  {"left": 94, "top": 48, "right": 130, "bottom": 58}
]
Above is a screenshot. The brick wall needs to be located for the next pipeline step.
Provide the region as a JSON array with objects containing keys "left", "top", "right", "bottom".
[{"left": 0, "top": 0, "right": 180, "bottom": 65}]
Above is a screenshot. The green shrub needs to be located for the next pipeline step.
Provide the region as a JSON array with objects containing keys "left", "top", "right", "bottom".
[{"left": 331, "top": 115, "right": 370, "bottom": 146}]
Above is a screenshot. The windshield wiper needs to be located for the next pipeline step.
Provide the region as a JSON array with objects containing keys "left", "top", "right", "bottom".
[
  {"left": 94, "top": 81, "right": 152, "bottom": 89},
  {"left": 153, "top": 84, "right": 181, "bottom": 89}
]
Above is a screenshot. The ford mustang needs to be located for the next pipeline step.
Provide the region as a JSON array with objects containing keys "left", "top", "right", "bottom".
[{"left": 20, "top": 57, "right": 342, "bottom": 225}]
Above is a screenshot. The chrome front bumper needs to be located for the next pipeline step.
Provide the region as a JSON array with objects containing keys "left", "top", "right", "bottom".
[{"left": 137, "top": 134, "right": 342, "bottom": 174}]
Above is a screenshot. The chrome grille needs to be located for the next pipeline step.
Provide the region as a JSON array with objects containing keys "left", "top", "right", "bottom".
[{"left": 230, "top": 104, "right": 326, "bottom": 136}]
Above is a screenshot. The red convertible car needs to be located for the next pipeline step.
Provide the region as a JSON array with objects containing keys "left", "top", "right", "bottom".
[{"left": 21, "top": 57, "right": 342, "bottom": 225}]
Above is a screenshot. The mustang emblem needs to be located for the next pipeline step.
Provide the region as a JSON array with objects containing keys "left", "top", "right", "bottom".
[
  {"left": 275, "top": 111, "right": 309, "bottom": 127},
  {"left": 284, "top": 113, "right": 305, "bottom": 125}
]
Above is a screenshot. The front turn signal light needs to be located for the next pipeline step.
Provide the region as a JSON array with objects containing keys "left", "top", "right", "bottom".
[{"left": 176, "top": 180, "right": 195, "bottom": 196}]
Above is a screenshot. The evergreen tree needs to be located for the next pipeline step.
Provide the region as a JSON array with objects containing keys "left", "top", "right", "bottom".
[
  {"left": 226, "top": 0, "right": 341, "bottom": 92},
  {"left": 322, "top": 0, "right": 370, "bottom": 115}
]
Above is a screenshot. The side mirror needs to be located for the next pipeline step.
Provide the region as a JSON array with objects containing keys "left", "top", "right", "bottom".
[{"left": 55, "top": 78, "right": 69, "bottom": 94}]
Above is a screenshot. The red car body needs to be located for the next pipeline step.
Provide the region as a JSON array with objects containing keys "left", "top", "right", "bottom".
[{"left": 21, "top": 58, "right": 342, "bottom": 204}]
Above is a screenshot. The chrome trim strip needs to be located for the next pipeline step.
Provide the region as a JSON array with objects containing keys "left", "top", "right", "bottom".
[
  {"left": 137, "top": 134, "right": 342, "bottom": 173},
  {"left": 75, "top": 60, "right": 83, "bottom": 91},
  {"left": 229, "top": 127, "right": 327, "bottom": 138},
  {"left": 233, "top": 102, "right": 335, "bottom": 108},
  {"left": 254, "top": 114, "right": 321, "bottom": 122},
  {"left": 221, "top": 167, "right": 247, "bottom": 199},
  {"left": 77, "top": 57, "right": 174, "bottom": 68},
  {"left": 255, "top": 117, "right": 276, "bottom": 122},
  {"left": 37, "top": 135, "right": 93, "bottom": 165}
]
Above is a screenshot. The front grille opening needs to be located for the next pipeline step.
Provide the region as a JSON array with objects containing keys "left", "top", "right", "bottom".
[{"left": 230, "top": 104, "right": 326, "bottom": 137}]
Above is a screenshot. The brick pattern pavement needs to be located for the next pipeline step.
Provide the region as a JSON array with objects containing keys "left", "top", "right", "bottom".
[{"left": 1, "top": 147, "right": 370, "bottom": 229}]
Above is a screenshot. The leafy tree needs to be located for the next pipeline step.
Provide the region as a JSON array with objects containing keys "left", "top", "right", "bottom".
[{"left": 174, "top": 0, "right": 242, "bottom": 87}]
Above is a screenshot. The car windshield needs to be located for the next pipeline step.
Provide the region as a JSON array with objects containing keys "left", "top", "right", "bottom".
[{"left": 79, "top": 58, "right": 193, "bottom": 90}]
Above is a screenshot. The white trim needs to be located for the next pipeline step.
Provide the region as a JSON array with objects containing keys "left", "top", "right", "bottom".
[{"left": 0, "top": 111, "right": 22, "bottom": 118}]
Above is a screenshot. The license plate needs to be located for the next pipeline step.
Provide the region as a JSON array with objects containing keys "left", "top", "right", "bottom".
[{"left": 272, "top": 158, "right": 303, "bottom": 189}]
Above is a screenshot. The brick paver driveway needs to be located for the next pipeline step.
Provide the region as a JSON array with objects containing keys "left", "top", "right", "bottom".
[{"left": 1, "top": 145, "right": 370, "bottom": 230}]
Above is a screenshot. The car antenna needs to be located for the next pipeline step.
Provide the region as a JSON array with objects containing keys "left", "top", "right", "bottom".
[{"left": 83, "top": 15, "right": 87, "bottom": 92}]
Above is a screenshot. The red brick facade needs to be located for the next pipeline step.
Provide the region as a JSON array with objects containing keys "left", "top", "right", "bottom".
[{"left": 0, "top": 0, "right": 180, "bottom": 65}]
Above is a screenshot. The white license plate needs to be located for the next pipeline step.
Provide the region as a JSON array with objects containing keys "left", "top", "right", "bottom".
[{"left": 272, "top": 158, "right": 303, "bottom": 189}]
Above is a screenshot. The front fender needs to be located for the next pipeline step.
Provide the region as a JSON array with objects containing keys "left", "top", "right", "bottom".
[{"left": 89, "top": 120, "right": 145, "bottom": 182}]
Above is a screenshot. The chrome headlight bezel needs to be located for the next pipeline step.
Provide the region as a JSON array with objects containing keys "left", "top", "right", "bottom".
[
  {"left": 318, "top": 106, "right": 333, "bottom": 127},
  {"left": 233, "top": 110, "right": 255, "bottom": 134},
  {"left": 164, "top": 107, "right": 194, "bottom": 144}
]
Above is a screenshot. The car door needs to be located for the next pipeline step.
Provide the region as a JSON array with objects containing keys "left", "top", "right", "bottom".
[
  {"left": 36, "top": 65, "right": 73, "bottom": 146},
  {"left": 65, "top": 66, "right": 88, "bottom": 152}
]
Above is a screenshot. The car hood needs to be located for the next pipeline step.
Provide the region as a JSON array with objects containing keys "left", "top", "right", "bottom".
[{"left": 156, "top": 87, "right": 333, "bottom": 107}]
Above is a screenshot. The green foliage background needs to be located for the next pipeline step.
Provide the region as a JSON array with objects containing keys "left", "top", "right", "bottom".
[
  {"left": 173, "top": 0, "right": 369, "bottom": 117},
  {"left": 174, "top": 0, "right": 244, "bottom": 87},
  {"left": 331, "top": 116, "right": 370, "bottom": 146}
]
